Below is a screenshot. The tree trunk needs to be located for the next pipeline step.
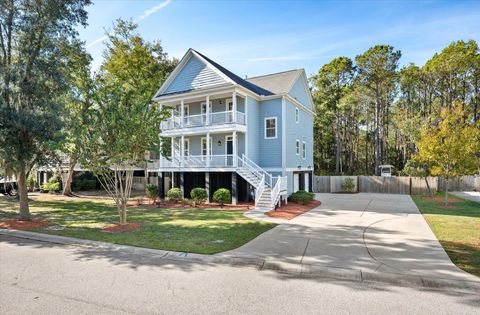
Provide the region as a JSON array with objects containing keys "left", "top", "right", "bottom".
[
  {"left": 119, "top": 200, "right": 127, "bottom": 225},
  {"left": 62, "top": 159, "right": 75, "bottom": 196},
  {"left": 18, "top": 165, "right": 30, "bottom": 220},
  {"left": 444, "top": 178, "right": 449, "bottom": 206},
  {"left": 335, "top": 112, "right": 340, "bottom": 174}
]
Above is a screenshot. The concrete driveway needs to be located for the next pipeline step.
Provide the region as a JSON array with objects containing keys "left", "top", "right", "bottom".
[
  {"left": 451, "top": 191, "right": 480, "bottom": 203},
  {"left": 227, "top": 193, "right": 478, "bottom": 282}
]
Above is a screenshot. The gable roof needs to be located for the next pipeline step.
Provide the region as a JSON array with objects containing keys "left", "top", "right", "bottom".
[
  {"left": 246, "top": 69, "right": 303, "bottom": 95},
  {"left": 193, "top": 50, "right": 274, "bottom": 96}
]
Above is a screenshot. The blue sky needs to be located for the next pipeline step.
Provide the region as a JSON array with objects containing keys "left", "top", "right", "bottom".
[{"left": 79, "top": 0, "right": 480, "bottom": 77}]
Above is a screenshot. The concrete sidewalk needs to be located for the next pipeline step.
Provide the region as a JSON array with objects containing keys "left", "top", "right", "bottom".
[
  {"left": 226, "top": 193, "right": 480, "bottom": 284},
  {"left": 451, "top": 191, "right": 480, "bottom": 203}
]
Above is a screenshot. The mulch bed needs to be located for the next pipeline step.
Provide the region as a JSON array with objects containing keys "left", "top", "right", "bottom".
[
  {"left": 102, "top": 223, "right": 140, "bottom": 233},
  {"left": 422, "top": 196, "right": 464, "bottom": 203},
  {"left": 0, "top": 219, "right": 50, "bottom": 230},
  {"left": 266, "top": 200, "right": 321, "bottom": 220},
  {"left": 130, "top": 200, "right": 254, "bottom": 210}
]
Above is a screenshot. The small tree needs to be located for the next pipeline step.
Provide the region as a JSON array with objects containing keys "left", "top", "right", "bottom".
[
  {"left": 145, "top": 184, "right": 158, "bottom": 204},
  {"left": 213, "top": 188, "right": 231, "bottom": 208},
  {"left": 190, "top": 188, "right": 207, "bottom": 206},
  {"left": 341, "top": 177, "right": 356, "bottom": 192},
  {"left": 415, "top": 101, "right": 480, "bottom": 205}
]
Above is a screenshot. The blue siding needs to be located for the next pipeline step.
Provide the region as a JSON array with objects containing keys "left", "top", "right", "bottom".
[
  {"left": 164, "top": 55, "right": 226, "bottom": 95},
  {"left": 288, "top": 76, "right": 313, "bottom": 110},
  {"left": 258, "top": 98, "right": 283, "bottom": 168},
  {"left": 284, "top": 99, "right": 314, "bottom": 169},
  {"left": 246, "top": 96, "right": 260, "bottom": 163}
]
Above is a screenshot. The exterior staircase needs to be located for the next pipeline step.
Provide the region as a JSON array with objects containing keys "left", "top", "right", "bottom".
[{"left": 236, "top": 155, "right": 286, "bottom": 211}]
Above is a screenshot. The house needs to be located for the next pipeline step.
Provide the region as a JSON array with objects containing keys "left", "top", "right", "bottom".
[{"left": 153, "top": 49, "right": 315, "bottom": 210}]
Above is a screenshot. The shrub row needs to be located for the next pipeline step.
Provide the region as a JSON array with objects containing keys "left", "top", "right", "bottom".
[
  {"left": 289, "top": 190, "right": 314, "bottom": 205},
  {"left": 166, "top": 187, "right": 231, "bottom": 208},
  {"left": 72, "top": 178, "right": 97, "bottom": 191}
]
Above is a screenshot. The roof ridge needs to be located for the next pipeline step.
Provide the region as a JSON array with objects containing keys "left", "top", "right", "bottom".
[{"left": 246, "top": 69, "right": 303, "bottom": 80}]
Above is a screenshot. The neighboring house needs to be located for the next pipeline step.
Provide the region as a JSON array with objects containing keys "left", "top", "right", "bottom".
[{"left": 154, "top": 49, "right": 315, "bottom": 210}]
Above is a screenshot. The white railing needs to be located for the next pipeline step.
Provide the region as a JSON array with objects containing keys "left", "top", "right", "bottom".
[
  {"left": 239, "top": 154, "right": 273, "bottom": 187},
  {"left": 255, "top": 175, "right": 265, "bottom": 206},
  {"left": 161, "top": 110, "right": 245, "bottom": 130},
  {"left": 159, "top": 154, "right": 235, "bottom": 168},
  {"left": 271, "top": 176, "right": 288, "bottom": 208}
]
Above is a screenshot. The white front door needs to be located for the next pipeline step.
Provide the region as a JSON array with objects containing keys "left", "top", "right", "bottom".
[
  {"left": 293, "top": 173, "right": 299, "bottom": 192},
  {"left": 305, "top": 173, "right": 310, "bottom": 192}
]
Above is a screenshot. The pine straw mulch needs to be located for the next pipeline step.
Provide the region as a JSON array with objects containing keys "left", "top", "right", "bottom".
[
  {"left": 0, "top": 219, "right": 50, "bottom": 230},
  {"left": 422, "top": 196, "right": 464, "bottom": 203},
  {"left": 266, "top": 200, "right": 321, "bottom": 220},
  {"left": 102, "top": 223, "right": 140, "bottom": 233}
]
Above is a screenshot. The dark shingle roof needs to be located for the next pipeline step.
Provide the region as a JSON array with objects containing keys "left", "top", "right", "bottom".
[{"left": 193, "top": 50, "right": 274, "bottom": 96}]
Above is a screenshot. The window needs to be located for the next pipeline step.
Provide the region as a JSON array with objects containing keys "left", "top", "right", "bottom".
[
  {"left": 201, "top": 137, "right": 212, "bottom": 159},
  {"left": 295, "top": 107, "right": 299, "bottom": 123},
  {"left": 226, "top": 98, "right": 233, "bottom": 111},
  {"left": 264, "top": 117, "right": 277, "bottom": 139},
  {"left": 302, "top": 141, "right": 306, "bottom": 159},
  {"left": 183, "top": 139, "right": 190, "bottom": 157},
  {"left": 296, "top": 140, "right": 300, "bottom": 155}
]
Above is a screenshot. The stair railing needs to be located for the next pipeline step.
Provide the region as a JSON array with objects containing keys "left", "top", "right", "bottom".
[
  {"left": 271, "top": 176, "right": 287, "bottom": 208},
  {"left": 240, "top": 154, "right": 273, "bottom": 187},
  {"left": 255, "top": 174, "right": 265, "bottom": 206}
]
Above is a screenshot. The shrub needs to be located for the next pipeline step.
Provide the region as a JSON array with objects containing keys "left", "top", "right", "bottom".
[
  {"left": 167, "top": 188, "right": 183, "bottom": 202},
  {"left": 72, "top": 178, "right": 97, "bottom": 191},
  {"left": 289, "top": 190, "right": 314, "bottom": 204},
  {"left": 27, "top": 172, "right": 37, "bottom": 190},
  {"left": 341, "top": 177, "right": 356, "bottom": 192},
  {"left": 146, "top": 184, "right": 159, "bottom": 203},
  {"left": 190, "top": 187, "right": 207, "bottom": 206},
  {"left": 41, "top": 177, "right": 61, "bottom": 193},
  {"left": 213, "top": 188, "right": 231, "bottom": 208}
]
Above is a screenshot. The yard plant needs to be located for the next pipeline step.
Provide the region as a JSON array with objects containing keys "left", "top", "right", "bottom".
[
  {"left": 167, "top": 188, "right": 183, "bottom": 202},
  {"left": 341, "top": 177, "right": 356, "bottom": 192},
  {"left": 145, "top": 184, "right": 159, "bottom": 203},
  {"left": 190, "top": 188, "right": 208, "bottom": 206},
  {"left": 289, "top": 190, "right": 315, "bottom": 204},
  {"left": 213, "top": 188, "right": 231, "bottom": 208}
]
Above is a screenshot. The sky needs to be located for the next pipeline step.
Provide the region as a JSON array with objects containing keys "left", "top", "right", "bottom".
[{"left": 78, "top": 0, "right": 480, "bottom": 78}]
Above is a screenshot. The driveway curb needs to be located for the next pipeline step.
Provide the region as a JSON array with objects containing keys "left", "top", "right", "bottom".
[{"left": 2, "top": 228, "right": 479, "bottom": 293}]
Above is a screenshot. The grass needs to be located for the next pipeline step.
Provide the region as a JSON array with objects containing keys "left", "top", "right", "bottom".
[
  {"left": 412, "top": 192, "right": 480, "bottom": 277},
  {"left": 0, "top": 194, "right": 275, "bottom": 254}
]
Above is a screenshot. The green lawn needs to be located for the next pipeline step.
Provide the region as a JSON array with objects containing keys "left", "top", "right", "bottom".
[
  {"left": 0, "top": 194, "right": 275, "bottom": 254},
  {"left": 412, "top": 193, "right": 480, "bottom": 277}
]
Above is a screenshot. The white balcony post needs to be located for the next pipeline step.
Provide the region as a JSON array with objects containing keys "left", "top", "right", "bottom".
[
  {"left": 181, "top": 134, "right": 185, "bottom": 167},
  {"left": 180, "top": 99, "right": 185, "bottom": 127},
  {"left": 206, "top": 95, "right": 210, "bottom": 125},
  {"left": 171, "top": 137, "right": 175, "bottom": 166},
  {"left": 206, "top": 132, "right": 210, "bottom": 167},
  {"left": 233, "top": 131, "right": 237, "bottom": 167},
  {"left": 232, "top": 91, "right": 237, "bottom": 123},
  {"left": 159, "top": 104, "right": 163, "bottom": 170}
]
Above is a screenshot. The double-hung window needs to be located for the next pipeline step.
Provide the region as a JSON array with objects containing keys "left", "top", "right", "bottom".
[
  {"left": 264, "top": 117, "right": 277, "bottom": 139},
  {"left": 296, "top": 140, "right": 300, "bottom": 155},
  {"left": 302, "top": 141, "right": 306, "bottom": 159},
  {"left": 295, "top": 107, "right": 299, "bottom": 123}
]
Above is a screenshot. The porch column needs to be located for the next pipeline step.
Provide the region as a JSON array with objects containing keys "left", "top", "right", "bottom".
[
  {"left": 180, "top": 172, "right": 184, "bottom": 197},
  {"left": 205, "top": 95, "right": 210, "bottom": 125},
  {"left": 181, "top": 135, "right": 185, "bottom": 167},
  {"left": 159, "top": 103, "right": 163, "bottom": 170},
  {"left": 232, "top": 130, "right": 237, "bottom": 166},
  {"left": 232, "top": 91, "right": 237, "bottom": 123},
  {"left": 171, "top": 137, "right": 175, "bottom": 165},
  {"left": 231, "top": 172, "right": 237, "bottom": 205},
  {"left": 205, "top": 172, "right": 210, "bottom": 203},
  {"left": 180, "top": 99, "right": 185, "bottom": 127},
  {"left": 171, "top": 171, "right": 175, "bottom": 188},
  {"left": 158, "top": 172, "right": 164, "bottom": 199},
  {"left": 206, "top": 132, "right": 211, "bottom": 167}
]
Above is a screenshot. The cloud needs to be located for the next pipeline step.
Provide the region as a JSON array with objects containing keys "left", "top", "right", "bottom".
[
  {"left": 139, "top": 0, "right": 172, "bottom": 20},
  {"left": 86, "top": 0, "right": 172, "bottom": 49},
  {"left": 86, "top": 35, "right": 108, "bottom": 48}
]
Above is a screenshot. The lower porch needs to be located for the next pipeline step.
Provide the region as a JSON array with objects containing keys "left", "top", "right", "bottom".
[{"left": 158, "top": 171, "right": 255, "bottom": 205}]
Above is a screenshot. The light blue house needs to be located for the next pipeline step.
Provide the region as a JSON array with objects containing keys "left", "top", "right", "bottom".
[{"left": 153, "top": 49, "right": 315, "bottom": 210}]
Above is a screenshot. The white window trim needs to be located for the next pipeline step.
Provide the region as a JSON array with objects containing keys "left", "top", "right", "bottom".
[
  {"left": 295, "top": 107, "right": 299, "bottom": 123},
  {"left": 264, "top": 116, "right": 277, "bottom": 139},
  {"left": 201, "top": 137, "right": 212, "bottom": 159},
  {"left": 226, "top": 98, "right": 233, "bottom": 112},
  {"left": 302, "top": 141, "right": 306, "bottom": 160},
  {"left": 296, "top": 139, "right": 300, "bottom": 155},
  {"left": 183, "top": 138, "right": 190, "bottom": 157},
  {"left": 200, "top": 101, "right": 212, "bottom": 114}
]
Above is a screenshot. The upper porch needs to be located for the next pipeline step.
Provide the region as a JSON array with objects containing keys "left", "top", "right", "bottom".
[{"left": 159, "top": 90, "right": 247, "bottom": 136}]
